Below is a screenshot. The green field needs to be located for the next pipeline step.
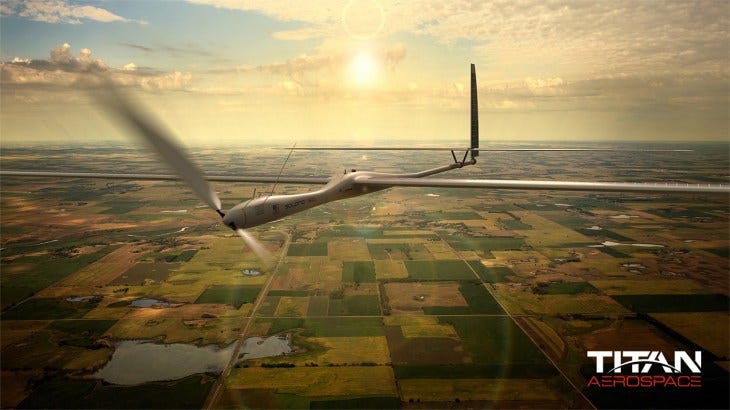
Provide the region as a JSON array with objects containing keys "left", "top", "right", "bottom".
[
  {"left": 342, "top": 261, "right": 376, "bottom": 283},
  {"left": 1, "top": 145, "right": 727, "bottom": 409},
  {"left": 612, "top": 294, "right": 729, "bottom": 313},
  {"left": 441, "top": 235, "right": 527, "bottom": 258},
  {"left": 404, "top": 260, "right": 475, "bottom": 281},
  {"left": 534, "top": 281, "right": 598, "bottom": 295},
  {"left": 468, "top": 262, "right": 514, "bottom": 283},
  {"left": 18, "top": 375, "right": 213, "bottom": 409},
  {"left": 441, "top": 316, "right": 550, "bottom": 366},
  {"left": 287, "top": 242, "right": 328, "bottom": 256},
  {"left": 2, "top": 297, "right": 101, "bottom": 320},
  {"left": 328, "top": 295, "right": 380, "bottom": 316},
  {"left": 1, "top": 246, "right": 118, "bottom": 309},
  {"left": 302, "top": 317, "right": 384, "bottom": 337},
  {"left": 194, "top": 285, "right": 262, "bottom": 308}
]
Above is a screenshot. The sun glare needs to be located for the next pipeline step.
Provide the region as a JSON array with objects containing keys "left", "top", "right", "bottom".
[{"left": 350, "top": 51, "right": 378, "bottom": 86}]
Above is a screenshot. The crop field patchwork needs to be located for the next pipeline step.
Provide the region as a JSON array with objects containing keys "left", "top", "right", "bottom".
[{"left": 1, "top": 146, "right": 727, "bottom": 409}]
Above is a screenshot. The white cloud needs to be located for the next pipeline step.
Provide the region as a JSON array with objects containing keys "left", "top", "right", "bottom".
[
  {"left": 50, "top": 42, "right": 72, "bottom": 64},
  {"left": 140, "top": 71, "right": 193, "bottom": 91},
  {"left": 1, "top": 44, "right": 192, "bottom": 94},
  {"left": 1, "top": 0, "right": 144, "bottom": 24},
  {"left": 188, "top": 0, "right": 728, "bottom": 81}
]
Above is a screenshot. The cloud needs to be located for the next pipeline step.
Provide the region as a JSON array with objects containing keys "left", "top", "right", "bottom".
[
  {"left": 139, "top": 71, "right": 193, "bottom": 91},
  {"left": 1, "top": 0, "right": 144, "bottom": 24},
  {"left": 188, "top": 0, "right": 728, "bottom": 81},
  {"left": 252, "top": 43, "right": 407, "bottom": 84},
  {"left": 383, "top": 43, "right": 406, "bottom": 70},
  {"left": 119, "top": 42, "right": 213, "bottom": 57},
  {"left": 1, "top": 44, "right": 192, "bottom": 93}
]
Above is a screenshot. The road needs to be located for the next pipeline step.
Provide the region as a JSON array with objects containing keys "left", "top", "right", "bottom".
[{"left": 202, "top": 230, "right": 291, "bottom": 410}]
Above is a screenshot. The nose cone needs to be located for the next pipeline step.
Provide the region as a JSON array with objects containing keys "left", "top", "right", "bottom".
[
  {"left": 223, "top": 202, "right": 247, "bottom": 230},
  {"left": 222, "top": 212, "right": 235, "bottom": 229}
]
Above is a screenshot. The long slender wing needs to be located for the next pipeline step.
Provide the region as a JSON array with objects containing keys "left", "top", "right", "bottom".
[
  {"left": 0, "top": 170, "right": 330, "bottom": 185},
  {"left": 3, "top": 170, "right": 727, "bottom": 194},
  {"left": 354, "top": 176, "right": 730, "bottom": 194},
  {"left": 288, "top": 147, "right": 692, "bottom": 152}
]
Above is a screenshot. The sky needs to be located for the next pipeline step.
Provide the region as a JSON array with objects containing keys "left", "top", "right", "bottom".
[{"left": 0, "top": 0, "right": 728, "bottom": 146}]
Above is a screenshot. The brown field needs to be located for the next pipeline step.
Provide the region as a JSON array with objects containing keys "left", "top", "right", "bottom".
[
  {"left": 274, "top": 297, "right": 309, "bottom": 317},
  {"left": 590, "top": 279, "right": 712, "bottom": 295},
  {"left": 385, "top": 282, "right": 467, "bottom": 315},
  {"left": 374, "top": 260, "right": 409, "bottom": 279},
  {"left": 1, "top": 370, "right": 42, "bottom": 409},
  {"left": 36, "top": 285, "right": 112, "bottom": 299},
  {"left": 58, "top": 245, "right": 143, "bottom": 287},
  {"left": 384, "top": 230, "right": 435, "bottom": 236},
  {"left": 488, "top": 250, "right": 551, "bottom": 272},
  {"left": 274, "top": 258, "right": 342, "bottom": 292},
  {"left": 576, "top": 319, "right": 677, "bottom": 353},
  {"left": 225, "top": 366, "right": 397, "bottom": 397},
  {"left": 398, "top": 378, "right": 563, "bottom": 403},
  {"left": 120, "top": 303, "right": 235, "bottom": 320},
  {"left": 492, "top": 284, "right": 630, "bottom": 315},
  {"left": 62, "top": 347, "right": 114, "bottom": 370},
  {"left": 423, "top": 241, "right": 459, "bottom": 259},
  {"left": 298, "top": 336, "right": 391, "bottom": 365},
  {"left": 372, "top": 202, "right": 406, "bottom": 216},
  {"left": 327, "top": 238, "right": 371, "bottom": 260},
  {"left": 103, "top": 317, "right": 239, "bottom": 346},
  {"left": 513, "top": 211, "right": 592, "bottom": 247}
]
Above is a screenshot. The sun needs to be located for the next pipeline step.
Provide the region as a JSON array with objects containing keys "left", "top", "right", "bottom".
[{"left": 350, "top": 51, "right": 378, "bottom": 86}]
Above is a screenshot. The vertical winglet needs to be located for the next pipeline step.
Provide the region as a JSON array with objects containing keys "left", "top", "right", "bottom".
[{"left": 470, "top": 64, "right": 479, "bottom": 159}]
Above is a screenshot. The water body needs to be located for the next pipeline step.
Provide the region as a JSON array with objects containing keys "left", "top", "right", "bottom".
[
  {"left": 95, "top": 335, "right": 292, "bottom": 385},
  {"left": 610, "top": 214, "right": 639, "bottom": 219},
  {"left": 130, "top": 298, "right": 171, "bottom": 308},
  {"left": 589, "top": 241, "right": 664, "bottom": 248},
  {"left": 242, "top": 269, "right": 262, "bottom": 276},
  {"left": 239, "top": 335, "right": 292, "bottom": 360},
  {"left": 66, "top": 296, "right": 95, "bottom": 302}
]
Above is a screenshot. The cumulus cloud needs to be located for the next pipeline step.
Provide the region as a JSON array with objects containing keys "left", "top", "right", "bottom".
[
  {"left": 1, "top": 0, "right": 144, "bottom": 24},
  {"left": 140, "top": 71, "right": 193, "bottom": 91},
  {"left": 1, "top": 44, "right": 192, "bottom": 93}
]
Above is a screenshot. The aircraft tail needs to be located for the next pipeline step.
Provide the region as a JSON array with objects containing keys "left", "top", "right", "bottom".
[{"left": 470, "top": 63, "right": 479, "bottom": 159}]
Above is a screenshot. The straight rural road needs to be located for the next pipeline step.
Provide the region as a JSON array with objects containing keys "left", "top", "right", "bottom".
[{"left": 203, "top": 230, "right": 291, "bottom": 410}]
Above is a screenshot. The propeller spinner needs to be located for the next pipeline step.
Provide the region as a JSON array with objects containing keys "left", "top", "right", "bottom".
[{"left": 97, "top": 79, "right": 271, "bottom": 263}]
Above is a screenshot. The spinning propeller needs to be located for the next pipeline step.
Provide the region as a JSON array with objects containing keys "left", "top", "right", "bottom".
[{"left": 98, "top": 80, "right": 271, "bottom": 264}]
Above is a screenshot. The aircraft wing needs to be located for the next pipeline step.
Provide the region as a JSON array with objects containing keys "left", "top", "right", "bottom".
[
  {"left": 0, "top": 170, "right": 331, "bottom": 185},
  {"left": 354, "top": 176, "right": 730, "bottom": 194},
  {"left": 3, "top": 170, "right": 728, "bottom": 194},
  {"left": 289, "top": 147, "right": 693, "bottom": 152}
]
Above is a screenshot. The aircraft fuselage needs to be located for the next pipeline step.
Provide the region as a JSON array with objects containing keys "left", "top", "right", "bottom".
[{"left": 222, "top": 171, "right": 388, "bottom": 230}]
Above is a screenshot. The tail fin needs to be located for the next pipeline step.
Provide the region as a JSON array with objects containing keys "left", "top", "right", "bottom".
[{"left": 470, "top": 63, "right": 479, "bottom": 159}]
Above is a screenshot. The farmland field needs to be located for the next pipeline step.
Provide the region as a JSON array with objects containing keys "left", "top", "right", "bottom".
[{"left": 1, "top": 145, "right": 727, "bottom": 409}]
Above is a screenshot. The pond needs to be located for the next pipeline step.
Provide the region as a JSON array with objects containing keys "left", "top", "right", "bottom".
[
  {"left": 95, "top": 335, "right": 292, "bottom": 385},
  {"left": 130, "top": 298, "right": 171, "bottom": 308}
]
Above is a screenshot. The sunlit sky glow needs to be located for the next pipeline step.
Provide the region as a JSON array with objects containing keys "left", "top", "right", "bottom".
[{"left": 1, "top": 0, "right": 728, "bottom": 146}]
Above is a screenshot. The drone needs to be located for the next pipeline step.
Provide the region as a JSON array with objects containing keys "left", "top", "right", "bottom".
[{"left": 2, "top": 65, "right": 728, "bottom": 261}]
